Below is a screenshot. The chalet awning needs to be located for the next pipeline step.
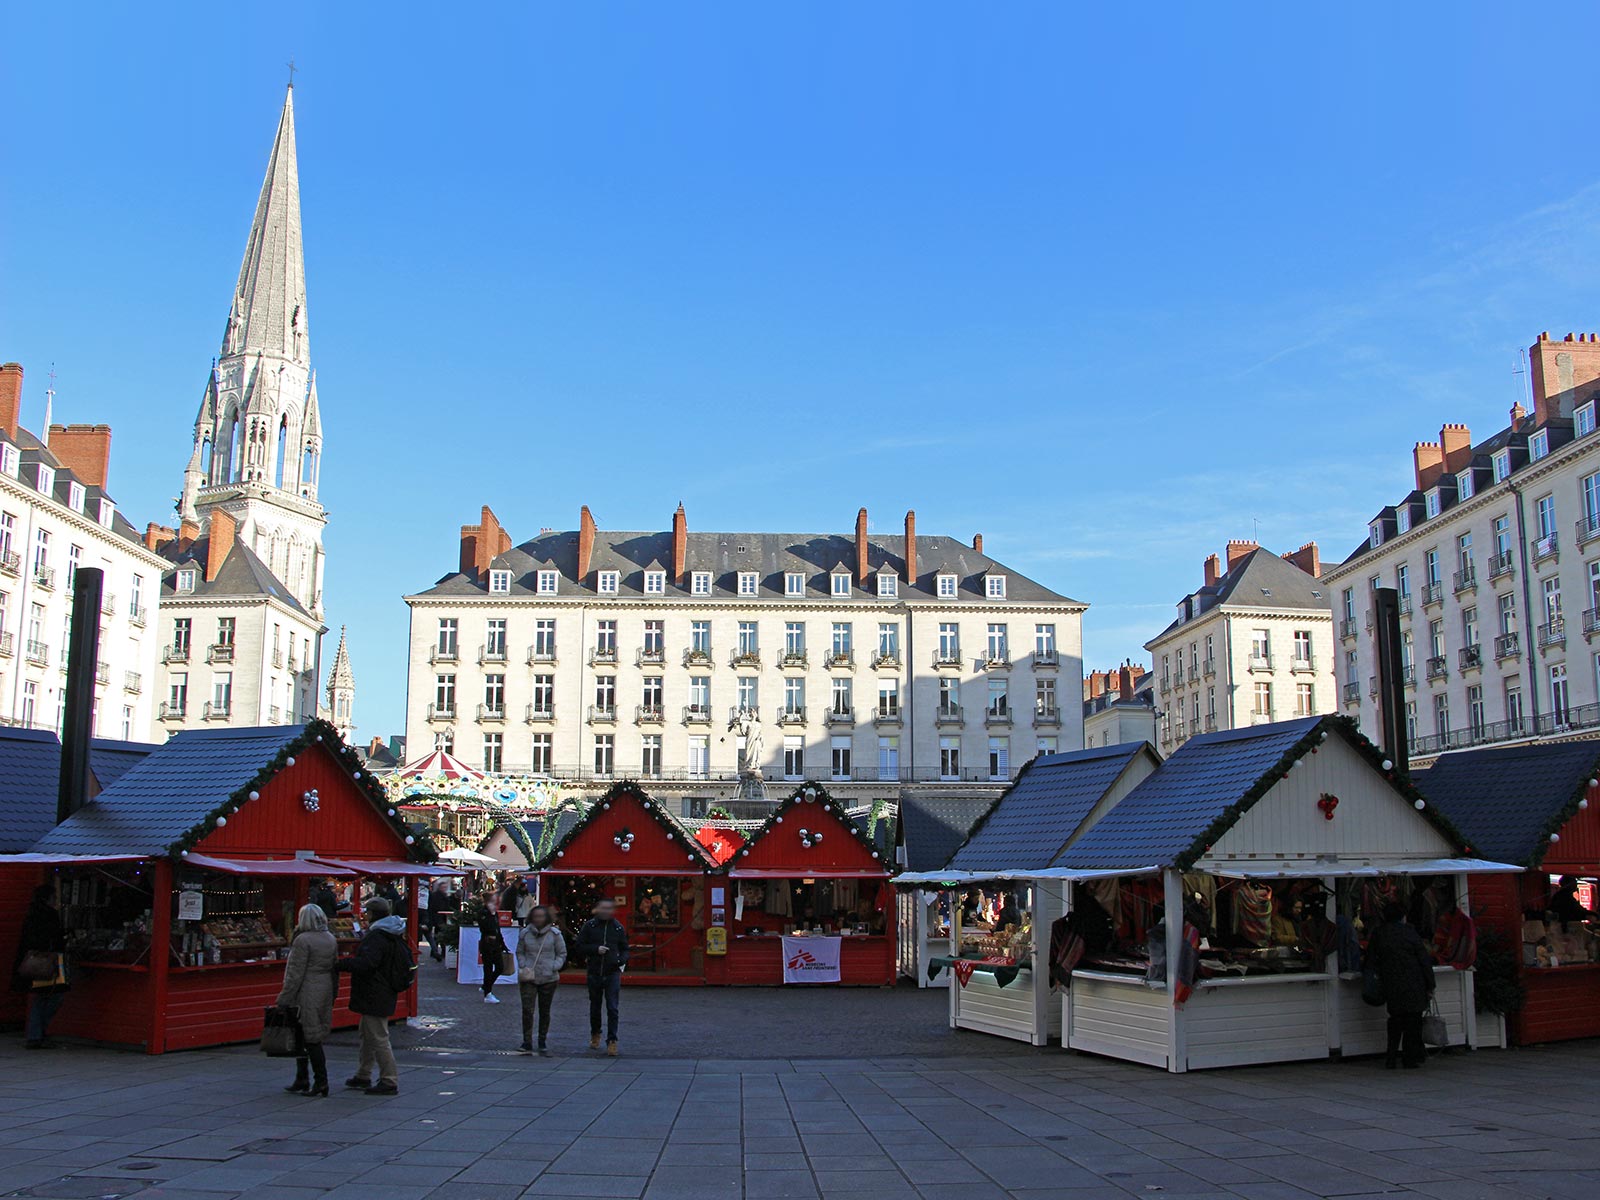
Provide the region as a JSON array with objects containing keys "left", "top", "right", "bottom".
[
  {"left": 310, "top": 857, "right": 463, "bottom": 878},
  {"left": 182, "top": 853, "right": 355, "bottom": 877}
]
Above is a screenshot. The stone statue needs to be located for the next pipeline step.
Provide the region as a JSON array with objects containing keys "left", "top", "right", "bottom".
[{"left": 729, "top": 708, "right": 765, "bottom": 779}]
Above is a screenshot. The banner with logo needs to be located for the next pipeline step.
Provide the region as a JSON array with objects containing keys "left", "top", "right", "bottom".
[{"left": 782, "top": 935, "right": 842, "bottom": 984}]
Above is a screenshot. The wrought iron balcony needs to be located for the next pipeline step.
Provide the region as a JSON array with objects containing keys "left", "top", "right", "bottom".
[
  {"left": 100, "top": 593, "right": 116, "bottom": 616},
  {"left": 163, "top": 644, "right": 189, "bottom": 664},
  {"left": 682, "top": 704, "right": 712, "bottom": 725},
  {"left": 935, "top": 704, "right": 963, "bottom": 726},
  {"left": 526, "top": 704, "right": 556, "bottom": 723},
  {"left": 207, "top": 643, "right": 234, "bottom": 664},
  {"left": 872, "top": 705, "right": 903, "bottom": 725},
  {"left": 1538, "top": 618, "right": 1566, "bottom": 648},
  {"left": 24, "top": 640, "right": 48, "bottom": 666},
  {"left": 95, "top": 663, "right": 109, "bottom": 685},
  {"left": 1586, "top": 609, "right": 1600, "bottom": 640},
  {"left": 1421, "top": 581, "right": 1444, "bottom": 608},
  {"left": 430, "top": 646, "right": 460, "bottom": 665},
  {"left": 1494, "top": 632, "right": 1520, "bottom": 660},
  {"left": 478, "top": 703, "right": 507, "bottom": 723},
  {"left": 1401, "top": 665, "right": 1416, "bottom": 687},
  {"left": 129, "top": 605, "right": 146, "bottom": 628},
  {"left": 1458, "top": 643, "right": 1483, "bottom": 670},
  {"left": 931, "top": 650, "right": 961, "bottom": 669},
  {"left": 1339, "top": 618, "right": 1358, "bottom": 640},
  {"left": 272, "top": 649, "right": 284, "bottom": 668},
  {"left": 1034, "top": 705, "right": 1061, "bottom": 726},
  {"left": 34, "top": 566, "right": 55, "bottom": 591},
  {"left": 1398, "top": 596, "right": 1413, "bottom": 616},
  {"left": 528, "top": 646, "right": 558, "bottom": 666},
  {"left": 1343, "top": 682, "right": 1360, "bottom": 704},
  {"left": 727, "top": 706, "right": 759, "bottom": 723},
  {"left": 1369, "top": 675, "right": 1379, "bottom": 697},
  {"left": 1578, "top": 514, "right": 1600, "bottom": 546},
  {"left": 779, "top": 651, "right": 809, "bottom": 670},
  {"left": 122, "top": 672, "right": 141, "bottom": 694},
  {"left": 1158, "top": 674, "right": 1171, "bottom": 694},
  {"left": 1426, "top": 656, "right": 1448, "bottom": 682},
  {"left": 426, "top": 703, "right": 456, "bottom": 721},
  {"left": 1204, "top": 715, "right": 1219, "bottom": 732},
  {"left": 982, "top": 652, "right": 1010, "bottom": 670},
  {"left": 1453, "top": 565, "right": 1477, "bottom": 593},
  {"left": 0, "top": 631, "right": 11, "bottom": 657},
  {"left": 682, "top": 648, "right": 713, "bottom": 668},
  {"left": 634, "top": 704, "right": 665, "bottom": 726},
  {"left": 1250, "top": 709, "right": 1277, "bottom": 725},
  {"left": 0, "top": 550, "right": 18, "bottom": 577},
  {"left": 776, "top": 707, "right": 808, "bottom": 725},
  {"left": 730, "top": 651, "right": 762, "bottom": 669},
  {"left": 825, "top": 650, "right": 856, "bottom": 670},
  {"left": 1532, "top": 533, "right": 1559, "bottom": 564},
  {"left": 637, "top": 648, "right": 666, "bottom": 667},
  {"left": 984, "top": 706, "right": 1012, "bottom": 727},
  {"left": 587, "top": 705, "right": 618, "bottom": 725},
  {"left": 1489, "top": 551, "right": 1515, "bottom": 580},
  {"left": 1202, "top": 657, "right": 1217, "bottom": 676},
  {"left": 590, "top": 646, "right": 619, "bottom": 667},
  {"left": 1248, "top": 653, "right": 1274, "bottom": 672},
  {"left": 1185, "top": 666, "right": 1199, "bottom": 684},
  {"left": 203, "top": 701, "right": 230, "bottom": 720},
  {"left": 479, "top": 643, "right": 508, "bottom": 664},
  {"left": 1290, "top": 654, "right": 1317, "bottom": 674},
  {"left": 872, "top": 651, "right": 903, "bottom": 670},
  {"left": 159, "top": 701, "right": 185, "bottom": 720},
  {"left": 824, "top": 706, "right": 855, "bottom": 726}
]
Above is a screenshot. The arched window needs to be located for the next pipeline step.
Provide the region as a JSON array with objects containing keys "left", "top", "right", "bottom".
[
  {"left": 229, "top": 416, "right": 243, "bottom": 483},
  {"left": 275, "top": 416, "right": 288, "bottom": 489},
  {"left": 199, "top": 436, "right": 213, "bottom": 479},
  {"left": 301, "top": 444, "right": 316, "bottom": 496}
]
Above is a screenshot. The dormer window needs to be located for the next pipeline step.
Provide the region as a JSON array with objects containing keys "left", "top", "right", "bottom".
[
  {"left": 35, "top": 465, "right": 53, "bottom": 496},
  {"left": 831, "top": 572, "right": 851, "bottom": 598},
  {"left": 937, "top": 573, "right": 957, "bottom": 598},
  {"left": 67, "top": 483, "right": 85, "bottom": 513},
  {"left": 737, "top": 571, "right": 758, "bottom": 597},
  {"left": 1369, "top": 522, "right": 1383, "bottom": 549},
  {"left": 1457, "top": 470, "right": 1474, "bottom": 501},
  {"left": 536, "top": 570, "right": 559, "bottom": 596},
  {"left": 0, "top": 445, "right": 16, "bottom": 477},
  {"left": 985, "top": 574, "right": 1007, "bottom": 599},
  {"left": 489, "top": 569, "right": 512, "bottom": 594},
  {"left": 784, "top": 571, "right": 805, "bottom": 597},
  {"left": 597, "top": 570, "right": 620, "bottom": 595},
  {"left": 176, "top": 568, "right": 197, "bottom": 594},
  {"left": 691, "top": 571, "right": 712, "bottom": 596},
  {"left": 1397, "top": 507, "right": 1412, "bottom": 534},
  {"left": 644, "top": 570, "right": 666, "bottom": 595},
  {"left": 1530, "top": 429, "right": 1550, "bottom": 461},
  {"left": 1493, "top": 450, "right": 1511, "bottom": 481},
  {"left": 877, "top": 571, "right": 898, "bottom": 599},
  {"left": 1577, "top": 401, "right": 1596, "bottom": 439},
  {"left": 1424, "top": 489, "right": 1441, "bottom": 519}
]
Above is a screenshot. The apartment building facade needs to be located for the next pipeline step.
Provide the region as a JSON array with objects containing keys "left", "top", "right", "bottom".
[
  {"left": 1325, "top": 331, "right": 1600, "bottom": 762},
  {"left": 1145, "top": 541, "right": 1336, "bottom": 754},
  {"left": 0, "top": 363, "right": 165, "bottom": 741},
  {"left": 1082, "top": 662, "right": 1155, "bottom": 750},
  {"left": 403, "top": 504, "right": 1086, "bottom": 814}
]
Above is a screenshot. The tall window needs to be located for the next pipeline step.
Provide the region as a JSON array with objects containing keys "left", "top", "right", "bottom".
[
  {"left": 1253, "top": 681, "right": 1272, "bottom": 716},
  {"left": 1462, "top": 606, "right": 1478, "bottom": 647},
  {"left": 831, "top": 677, "right": 853, "bottom": 716},
  {"left": 939, "top": 737, "right": 961, "bottom": 780},
  {"left": 1428, "top": 618, "right": 1445, "bottom": 659},
  {"left": 878, "top": 677, "right": 901, "bottom": 717},
  {"left": 435, "top": 674, "right": 455, "bottom": 714},
  {"left": 1537, "top": 494, "right": 1557, "bottom": 539},
  {"left": 938, "top": 622, "right": 960, "bottom": 662},
  {"left": 939, "top": 677, "right": 959, "bottom": 714},
  {"left": 173, "top": 618, "right": 191, "bottom": 655},
  {"left": 1457, "top": 531, "right": 1473, "bottom": 574},
  {"left": 641, "top": 735, "right": 662, "bottom": 778},
  {"left": 212, "top": 672, "right": 233, "bottom": 715},
  {"left": 641, "top": 676, "right": 663, "bottom": 711},
  {"left": 1035, "top": 624, "right": 1056, "bottom": 662},
  {"left": 877, "top": 622, "right": 900, "bottom": 660},
  {"left": 783, "top": 736, "right": 804, "bottom": 781},
  {"left": 1341, "top": 587, "right": 1355, "bottom": 622},
  {"left": 690, "top": 620, "right": 711, "bottom": 655},
  {"left": 1543, "top": 577, "right": 1562, "bottom": 623},
  {"left": 594, "top": 735, "right": 614, "bottom": 777},
  {"left": 1424, "top": 548, "right": 1440, "bottom": 586},
  {"left": 1585, "top": 472, "right": 1600, "bottom": 533},
  {"left": 484, "top": 674, "right": 505, "bottom": 714},
  {"left": 986, "top": 623, "right": 1008, "bottom": 663},
  {"left": 1292, "top": 630, "right": 1311, "bottom": 662},
  {"left": 594, "top": 676, "right": 616, "bottom": 714},
  {"left": 831, "top": 737, "right": 851, "bottom": 781},
  {"left": 1467, "top": 684, "right": 1485, "bottom": 738},
  {"left": 1396, "top": 563, "right": 1410, "bottom": 597},
  {"left": 738, "top": 621, "right": 759, "bottom": 656},
  {"left": 66, "top": 545, "right": 80, "bottom": 590},
  {"left": 987, "top": 678, "right": 1008, "bottom": 716},
  {"left": 595, "top": 619, "right": 617, "bottom": 655},
  {"left": 832, "top": 622, "right": 852, "bottom": 658},
  {"left": 533, "top": 618, "right": 557, "bottom": 660},
  {"left": 32, "top": 528, "right": 49, "bottom": 577},
  {"left": 783, "top": 677, "right": 805, "bottom": 716},
  {"left": 166, "top": 674, "right": 186, "bottom": 718},
  {"left": 737, "top": 677, "right": 758, "bottom": 712},
  {"left": 689, "top": 676, "right": 710, "bottom": 714},
  {"left": 987, "top": 737, "right": 1009, "bottom": 781},
  {"left": 688, "top": 735, "right": 710, "bottom": 780},
  {"left": 437, "top": 619, "right": 459, "bottom": 656},
  {"left": 1551, "top": 664, "right": 1570, "bottom": 726},
  {"left": 784, "top": 621, "right": 806, "bottom": 657},
  {"left": 531, "top": 733, "right": 553, "bottom": 774},
  {"left": 1493, "top": 515, "right": 1511, "bottom": 559},
  {"left": 531, "top": 675, "right": 554, "bottom": 716},
  {"left": 1251, "top": 629, "right": 1271, "bottom": 661},
  {"left": 643, "top": 620, "right": 664, "bottom": 657},
  {"left": 1295, "top": 682, "right": 1314, "bottom": 716},
  {"left": 1434, "top": 692, "right": 1450, "bottom": 737},
  {"left": 1505, "top": 684, "right": 1525, "bottom": 733},
  {"left": 1498, "top": 593, "right": 1516, "bottom": 635},
  {"left": 1035, "top": 677, "right": 1056, "bottom": 717},
  {"left": 485, "top": 618, "right": 507, "bottom": 658},
  {"left": 877, "top": 736, "right": 899, "bottom": 781},
  {"left": 483, "top": 733, "right": 503, "bottom": 773}
]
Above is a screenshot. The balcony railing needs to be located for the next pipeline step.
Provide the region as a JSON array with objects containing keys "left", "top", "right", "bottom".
[
  {"left": 1459, "top": 643, "right": 1483, "bottom": 671},
  {"left": 269, "top": 705, "right": 282, "bottom": 724},
  {"left": 1204, "top": 715, "right": 1219, "bottom": 732},
  {"left": 95, "top": 663, "right": 109, "bottom": 685},
  {"left": 25, "top": 640, "right": 48, "bottom": 666},
  {"left": 1185, "top": 666, "right": 1199, "bottom": 684},
  {"left": 163, "top": 644, "right": 189, "bottom": 664},
  {"left": 1578, "top": 514, "right": 1600, "bottom": 546},
  {"left": 587, "top": 705, "right": 617, "bottom": 725},
  {"left": 34, "top": 567, "right": 55, "bottom": 591},
  {"left": 826, "top": 651, "right": 856, "bottom": 670},
  {"left": 0, "top": 550, "right": 18, "bottom": 577},
  {"left": 1202, "top": 657, "right": 1217, "bottom": 677},
  {"left": 159, "top": 701, "right": 185, "bottom": 720},
  {"left": 1343, "top": 682, "right": 1360, "bottom": 704},
  {"left": 1494, "top": 632, "right": 1521, "bottom": 660},
  {"left": 207, "top": 643, "right": 234, "bottom": 664},
  {"left": 1339, "top": 618, "right": 1359, "bottom": 641},
  {"left": 1426, "top": 655, "right": 1448, "bottom": 681},
  {"left": 1250, "top": 709, "right": 1277, "bottom": 725},
  {"left": 203, "top": 701, "right": 230, "bottom": 720},
  {"left": 1422, "top": 581, "right": 1444, "bottom": 607},
  {"left": 682, "top": 648, "right": 713, "bottom": 668},
  {"left": 526, "top": 704, "right": 556, "bottom": 723},
  {"left": 1035, "top": 706, "right": 1061, "bottom": 726},
  {"left": 1539, "top": 618, "right": 1566, "bottom": 648},
  {"left": 1401, "top": 665, "right": 1416, "bottom": 687},
  {"left": 0, "top": 631, "right": 11, "bottom": 657},
  {"left": 1369, "top": 675, "right": 1379, "bottom": 697},
  {"left": 779, "top": 651, "right": 809, "bottom": 670},
  {"left": 637, "top": 648, "right": 666, "bottom": 667},
  {"left": 935, "top": 705, "right": 963, "bottom": 726},
  {"left": 123, "top": 672, "right": 142, "bottom": 694},
  {"left": 1036, "top": 651, "right": 1059, "bottom": 668},
  {"left": 824, "top": 707, "right": 855, "bottom": 726},
  {"left": 478, "top": 703, "right": 506, "bottom": 723},
  {"left": 1453, "top": 565, "right": 1477, "bottom": 593},
  {"left": 426, "top": 703, "right": 456, "bottom": 721},
  {"left": 1290, "top": 654, "right": 1317, "bottom": 674},
  {"left": 129, "top": 605, "right": 146, "bottom": 628},
  {"left": 1586, "top": 609, "right": 1600, "bottom": 640},
  {"left": 100, "top": 593, "right": 116, "bottom": 616},
  {"left": 1489, "top": 551, "right": 1515, "bottom": 580},
  {"left": 872, "top": 706, "right": 903, "bottom": 725},
  {"left": 480, "top": 643, "right": 508, "bottom": 665},
  {"left": 1248, "top": 653, "right": 1273, "bottom": 672},
  {"left": 636, "top": 704, "right": 665, "bottom": 725},
  {"left": 1532, "top": 533, "right": 1559, "bottom": 564},
  {"left": 776, "top": 707, "right": 807, "bottom": 725},
  {"left": 528, "top": 646, "right": 558, "bottom": 665},
  {"left": 1158, "top": 675, "right": 1172, "bottom": 694},
  {"left": 271, "top": 649, "right": 284, "bottom": 668},
  {"left": 982, "top": 652, "right": 1010, "bottom": 670},
  {"left": 590, "top": 646, "right": 619, "bottom": 667},
  {"left": 727, "top": 707, "right": 759, "bottom": 723},
  {"left": 730, "top": 651, "right": 762, "bottom": 669},
  {"left": 1398, "top": 596, "right": 1413, "bottom": 616},
  {"left": 430, "top": 646, "right": 460, "bottom": 665},
  {"left": 984, "top": 706, "right": 1012, "bottom": 727},
  {"left": 872, "top": 651, "right": 903, "bottom": 670},
  {"left": 682, "top": 703, "right": 713, "bottom": 725},
  {"left": 931, "top": 650, "right": 961, "bottom": 669},
  {"left": 1405, "top": 704, "right": 1600, "bottom": 759}
]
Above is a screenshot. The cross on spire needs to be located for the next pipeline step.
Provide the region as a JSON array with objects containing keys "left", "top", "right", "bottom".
[{"left": 286, "top": 58, "right": 297, "bottom": 89}]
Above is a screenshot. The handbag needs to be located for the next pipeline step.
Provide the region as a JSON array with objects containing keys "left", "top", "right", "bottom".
[
  {"left": 260, "top": 1006, "right": 304, "bottom": 1058},
  {"left": 17, "top": 950, "right": 57, "bottom": 981},
  {"left": 1420, "top": 999, "right": 1448, "bottom": 1047},
  {"left": 1360, "top": 961, "right": 1385, "bottom": 1007}
]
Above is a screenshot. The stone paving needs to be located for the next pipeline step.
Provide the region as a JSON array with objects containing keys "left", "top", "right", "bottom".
[{"left": 1, "top": 956, "right": 1598, "bottom": 1200}]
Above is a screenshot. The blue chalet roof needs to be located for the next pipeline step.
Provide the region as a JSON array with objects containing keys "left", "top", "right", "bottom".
[
  {"left": 0, "top": 730, "right": 156, "bottom": 853},
  {"left": 1060, "top": 718, "right": 1326, "bottom": 871},
  {"left": 31, "top": 726, "right": 307, "bottom": 857},
  {"left": 1416, "top": 741, "right": 1600, "bottom": 868},
  {"left": 949, "top": 744, "right": 1154, "bottom": 873},
  {"left": 897, "top": 794, "right": 994, "bottom": 872}
]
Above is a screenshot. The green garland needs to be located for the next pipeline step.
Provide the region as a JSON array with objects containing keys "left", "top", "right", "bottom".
[
  {"left": 537, "top": 781, "right": 714, "bottom": 871},
  {"left": 730, "top": 781, "right": 888, "bottom": 870},
  {"left": 1527, "top": 754, "right": 1600, "bottom": 868}
]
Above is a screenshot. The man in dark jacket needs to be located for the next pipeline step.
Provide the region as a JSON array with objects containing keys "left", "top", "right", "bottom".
[
  {"left": 12, "top": 885, "right": 68, "bottom": 1049},
  {"left": 1368, "top": 901, "right": 1436, "bottom": 1069},
  {"left": 337, "top": 898, "right": 412, "bottom": 1095},
  {"left": 575, "top": 898, "right": 629, "bottom": 1056},
  {"left": 309, "top": 879, "right": 339, "bottom": 920},
  {"left": 426, "top": 881, "right": 458, "bottom": 961}
]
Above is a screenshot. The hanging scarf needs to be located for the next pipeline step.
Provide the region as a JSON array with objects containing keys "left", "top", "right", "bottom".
[
  {"left": 1434, "top": 908, "right": 1477, "bottom": 970},
  {"left": 1049, "top": 914, "right": 1085, "bottom": 991},
  {"left": 1237, "top": 883, "right": 1274, "bottom": 945}
]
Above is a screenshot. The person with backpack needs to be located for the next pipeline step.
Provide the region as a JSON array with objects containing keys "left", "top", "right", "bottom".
[
  {"left": 337, "top": 897, "right": 413, "bottom": 1095},
  {"left": 575, "top": 897, "right": 629, "bottom": 1056},
  {"left": 515, "top": 905, "right": 567, "bottom": 1056}
]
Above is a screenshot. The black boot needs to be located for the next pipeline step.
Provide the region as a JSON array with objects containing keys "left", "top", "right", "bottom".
[{"left": 284, "top": 1059, "right": 310, "bottom": 1094}]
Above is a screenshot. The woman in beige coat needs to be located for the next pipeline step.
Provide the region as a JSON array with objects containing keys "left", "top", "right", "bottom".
[{"left": 276, "top": 903, "right": 339, "bottom": 1097}]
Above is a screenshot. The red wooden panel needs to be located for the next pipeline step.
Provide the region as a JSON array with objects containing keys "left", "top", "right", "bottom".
[
  {"left": 547, "top": 790, "right": 706, "bottom": 874},
  {"left": 1468, "top": 874, "right": 1521, "bottom": 942},
  {"left": 197, "top": 743, "right": 410, "bottom": 860},
  {"left": 0, "top": 863, "right": 46, "bottom": 1024},
  {"left": 1545, "top": 782, "right": 1600, "bottom": 873},
  {"left": 1517, "top": 967, "right": 1600, "bottom": 1044},
  {"left": 51, "top": 967, "right": 153, "bottom": 1047},
  {"left": 736, "top": 796, "right": 886, "bottom": 876},
  {"left": 717, "top": 935, "right": 895, "bottom": 986}
]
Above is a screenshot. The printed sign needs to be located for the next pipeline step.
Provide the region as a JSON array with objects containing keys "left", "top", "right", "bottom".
[
  {"left": 706, "top": 927, "right": 727, "bottom": 956},
  {"left": 177, "top": 890, "right": 204, "bottom": 921},
  {"left": 781, "top": 935, "right": 842, "bottom": 984}
]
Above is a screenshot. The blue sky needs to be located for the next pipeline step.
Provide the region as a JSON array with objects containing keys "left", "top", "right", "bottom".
[{"left": 5, "top": 4, "right": 1600, "bottom": 740}]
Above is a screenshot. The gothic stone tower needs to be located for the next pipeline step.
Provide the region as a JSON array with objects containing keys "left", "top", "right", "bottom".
[{"left": 180, "top": 85, "right": 327, "bottom": 621}]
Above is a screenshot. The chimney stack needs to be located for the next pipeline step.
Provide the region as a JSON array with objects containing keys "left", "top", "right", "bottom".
[
  {"left": 1439, "top": 424, "right": 1473, "bottom": 475},
  {"left": 1203, "top": 553, "right": 1223, "bottom": 587},
  {"left": 177, "top": 519, "right": 200, "bottom": 553},
  {"left": 972, "top": 533, "right": 983, "bottom": 555},
  {"left": 459, "top": 505, "right": 511, "bottom": 582},
  {"left": 1510, "top": 400, "right": 1527, "bottom": 425},
  {"left": 578, "top": 505, "right": 597, "bottom": 583},
  {"left": 143, "top": 523, "right": 175, "bottom": 553},
  {"left": 1413, "top": 441, "right": 1444, "bottom": 492},
  {"left": 48, "top": 424, "right": 113, "bottom": 490},
  {"left": 855, "top": 508, "right": 869, "bottom": 584},
  {"left": 1118, "top": 664, "right": 1136, "bottom": 700},
  {"left": 1529, "top": 331, "right": 1600, "bottom": 426},
  {"left": 0, "top": 363, "right": 23, "bottom": 438},
  {"left": 903, "top": 510, "right": 917, "bottom": 586},
  {"left": 206, "top": 511, "right": 237, "bottom": 582},
  {"left": 671, "top": 503, "right": 688, "bottom": 585},
  {"left": 57, "top": 568, "right": 103, "bottom": 825},
  {"left": 1283, "top": 541, "right": 1321, "bottom": 579},
  {"left": 1087, "top": 671, "right": 1105, "bottom": 699},
  {"left": 1225, "top": 540, "right": 1259, "bottom": 571}
]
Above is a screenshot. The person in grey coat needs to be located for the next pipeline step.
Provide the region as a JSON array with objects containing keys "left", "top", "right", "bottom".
[
  {"left": 1367, "top": 900, "right": 1436, "bottom": 1069},
  {"left": 516, "top": 905, "right": 567, "bottom": 1056},
  {"left": 276, "top": 903, "right": 339, "bottom": 1096}
]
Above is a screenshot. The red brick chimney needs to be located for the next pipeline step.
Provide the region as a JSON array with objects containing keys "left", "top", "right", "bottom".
[
  {"left": 577, "top": 506, "right": 596, "bottom": 583},
  {"left": 903, "top": 510, "right": 917, "bottom": 586},
  {"left": 1203, "top": 553, "right": 1223, "bottom": 587},
  {"left": 1439, "top": 424, "right": 1472, "bottom": 475},
  {"left": 1529, "top": 331, "right": 1600, "bottom": 426},
  {"left": 1087, "top": 671, "right": 1105, "bottom": 699},
  {"left": 206, "top": 511, "right": 237, "bottom": 582},
  {"left": 0, "top": 363, "right": 23, "bottom": 438},
  {"left": 1283, "top": 541, "right": 1321, "bottom": 579},
  {"left": 48, "top": 424, "right": 113, "bottom": 490},
  {"left": 177, "top": 519, "right": 200, "bottom": 553},
  {"left": 1510, "top": 400, "right": 1527, "bottom": 425},
  {"left": 1413, "top": 441, "right": 1444, "bottom": 491},
  {"left": 1118, "top": 664, "right": 1136, "bottom": 700},
  {"left": 1225, "top": 540, "right": 1259, "bottom": 571},
  {"left": 671, "top": 503, "right": 688, "bottom": 585},
  {"left": 459, "top": 505, "right": 511, "bottom": 582},
  {"left": 972, "top": 533, "right": 983, "bottom": 555},
  {"left": 143, "top": 523, "right": 175, "bottom": 553},
  {"left": 855, "top": 508, "right": 869, "bottom": 584}
]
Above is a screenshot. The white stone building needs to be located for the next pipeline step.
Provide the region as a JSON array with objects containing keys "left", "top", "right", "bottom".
[
  {"left": 402, "top": 504, "right": 1086, "bottom": 816},
  {"left": 1145, "top": 541, "right": 1336, "bottom": 754},
  {"left": 0, "top": 363, "right": 166, "bottom": 741},
  {"left": 149, "top": 86, "right": 328, "bottom": 735},
  {"left": 1082, "top": 663, "right": 1156, "bottom": 751},
  {"left": 1325, "top": 331, "right": 1600, "bottom": 762}
]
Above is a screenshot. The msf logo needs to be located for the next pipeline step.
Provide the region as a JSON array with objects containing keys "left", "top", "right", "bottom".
[{"left": 787, "top": 948, "right": 819, "bottom": 971}]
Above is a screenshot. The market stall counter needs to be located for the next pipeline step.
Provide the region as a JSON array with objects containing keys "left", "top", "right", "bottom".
[
  {"left": 710, "top": 783, "right": 895, "bottom": 987},
  {"left": 1, "top": 721, "right": 453, "bottom": 1053}
]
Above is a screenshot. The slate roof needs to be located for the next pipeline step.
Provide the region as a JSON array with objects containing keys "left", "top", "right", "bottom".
[
  {"left": 30, "top": 726, "right": 306, "bottom": 856},
  {"left": 412, "top": 530, "right": 1083, "bottom": 607},
  {"left": 89, "top": 739, "right": 156, "bottom": 789},
  {"left": 157, "top": 538, "right": 312, "bottom": 617},
  {"left": 1060, "top": 718, "right": 1327, "bottom": 870},
  {"left": 0, "top": 730, "right": 157, "bottom": 854},
  {"left": 1416, "top": 741, "right": 1600, "bottom": 868},
  {"left": 948, "top": 744, "right": 1155, "bottom": 873},
  {"left": 1151, "top": 548, "right": 1329, "bottom": 642},
  {"left": 897, "top": 795, "right": 994, "bottom": 872}
]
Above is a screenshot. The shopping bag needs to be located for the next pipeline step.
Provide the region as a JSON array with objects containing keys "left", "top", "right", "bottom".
[
  {"left": 260, "top": 1006, "right": 304, "bottom": 1058},
  {"left": 17, "top": 950, "right": 56, "bottom": 981},
  {"left": 1420, "top": 1000, "right": 1448, "bottom": 1047}
]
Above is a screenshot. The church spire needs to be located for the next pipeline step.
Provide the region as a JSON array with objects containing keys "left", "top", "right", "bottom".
[
  {"left": 325, "top": 624, "right": 355, "bottom": 740},
  {"left": 223, "top": 87, "right": 308, "bottom": 367}
]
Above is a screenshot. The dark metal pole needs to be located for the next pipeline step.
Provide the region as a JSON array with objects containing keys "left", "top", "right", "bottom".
[
  {"left": 1372, "top": 585, "right": 1407, "bottom": 774},
  {"left": 57, "top": 566, "right": 103, "bottom": 823}
]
